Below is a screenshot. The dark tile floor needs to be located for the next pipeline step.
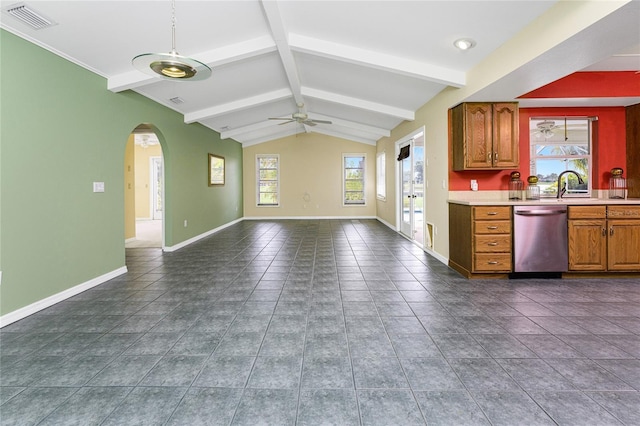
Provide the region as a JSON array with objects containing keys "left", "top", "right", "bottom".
[{"left": 1, "top": 219, "right": 639, "bottom": 425}]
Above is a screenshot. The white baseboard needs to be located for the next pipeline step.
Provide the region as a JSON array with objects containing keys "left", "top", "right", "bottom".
[
  {"left": 244, "top": 216, "right": 378, "bottom": 221},
  {"left": 0, "top": 266, "right": 128, "bottom": 328},
  {"left": 125, "top": 237, "right": 136, "bottom": 243},
  {"left": 163, "top": 218, "right": 244, "bottom": 252},
  {"left": 376, "top": 216, "right": 396, "bottom": 231},
  {"left": 425, "top": 248, "right": 449, "bottom": 265}
]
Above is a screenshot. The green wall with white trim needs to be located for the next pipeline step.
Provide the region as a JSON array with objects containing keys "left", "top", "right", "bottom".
[{"left": 0, "top": 29, "right": 243, "bottom": 316}]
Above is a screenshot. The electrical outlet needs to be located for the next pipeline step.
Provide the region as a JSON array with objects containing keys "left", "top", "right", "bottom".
[{"left": 184, "top": 220, "right": 188, "bottom": 228}]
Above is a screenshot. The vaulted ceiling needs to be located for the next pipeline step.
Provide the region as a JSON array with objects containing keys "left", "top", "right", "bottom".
[{"left": 1, "top": 1, "right": 639, "bottom": 146}]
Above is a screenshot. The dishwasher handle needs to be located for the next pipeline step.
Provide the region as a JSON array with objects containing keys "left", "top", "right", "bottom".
[{"left": 514, "top": 209, "right": 567, "bottom": 216}]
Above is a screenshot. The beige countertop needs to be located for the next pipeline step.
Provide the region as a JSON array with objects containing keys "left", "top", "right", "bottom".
[{"left": 447, "top": 191, "right": 640, "bottom": 206}]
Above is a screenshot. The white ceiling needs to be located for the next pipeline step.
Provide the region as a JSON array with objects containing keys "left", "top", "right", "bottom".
[{"left": 1, "top": 1, "right": 639, "bottom": 146}]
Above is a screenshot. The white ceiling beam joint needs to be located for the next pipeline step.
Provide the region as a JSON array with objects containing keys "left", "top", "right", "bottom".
[
  {"left": 289, "top": 33, "right": 466, "bottom": 88},
  {"left": 108, "top": 36, "right": 277, "bottom": 93},
  {"left": 302, "top": 87, "right": 414, "bottom": 121},
  {"left": 184, "top": 88, "right": 291, "bottom": 123},
  {"left": 260, "top": 0, "right": 304, "bottom": 106}
]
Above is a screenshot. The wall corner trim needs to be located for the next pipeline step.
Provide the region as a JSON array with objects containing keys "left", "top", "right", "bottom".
[{"left": 0, "top": 266, "right": 128, "bottom": 328}]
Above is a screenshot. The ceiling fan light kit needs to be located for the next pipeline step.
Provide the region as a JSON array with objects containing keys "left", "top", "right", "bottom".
[{"left": 132, "top": 0, "right": 211, "bottom": 81}]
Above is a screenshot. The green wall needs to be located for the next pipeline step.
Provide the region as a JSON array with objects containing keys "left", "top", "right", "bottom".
[{"left": 0, "top": 30, "right": 243, "bottom": 316}]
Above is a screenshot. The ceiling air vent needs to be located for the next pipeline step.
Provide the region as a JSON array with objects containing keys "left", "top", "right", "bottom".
[
  {"left": 4, "top": 3, "right": 57, "bottom": 30},
  {"left": 169, "top": 97, "right": 184, "bottom": 105}
]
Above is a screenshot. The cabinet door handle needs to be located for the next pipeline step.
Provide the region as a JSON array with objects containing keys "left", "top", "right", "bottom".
[
  {"left": 610, "top": 226, "right": 614, "bottom": 236},
  {"left": 494, "top": 152, "right": 498, "bottom": 162},
  {"left": 602, "top": 227, "right": 606, "bottom": 237},
  {"left": 487, "top": 152, "right": 492, "bottom": 161},
  {"left": 487, "top": 226, "right": 499, "bottom": 230},
  {"left": 487, "top": 242, "right": 499, "bottom": 246}
]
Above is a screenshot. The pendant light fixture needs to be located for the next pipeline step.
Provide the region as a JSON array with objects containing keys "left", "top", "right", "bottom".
[{"left": 132, "top": 0, "right": 211, "bottom": 81}]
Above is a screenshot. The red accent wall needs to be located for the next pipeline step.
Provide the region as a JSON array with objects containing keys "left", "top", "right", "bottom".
[
  {"left": 520, "top": 72, "right": 640, "bottom": 99},
  {"left": 448, "top": 107, "right": 627, "bottom": 190}
]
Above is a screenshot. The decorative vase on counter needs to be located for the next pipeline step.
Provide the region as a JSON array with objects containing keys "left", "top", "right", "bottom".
[
  {"left": 609, "top": 167, "right": 627, "bottom": 199},
  {"left": 526, "top": 175, "right": 540, "bottom": 200},
  {"left": 509, "top": 171, "right": 524, "bottom": 200}
]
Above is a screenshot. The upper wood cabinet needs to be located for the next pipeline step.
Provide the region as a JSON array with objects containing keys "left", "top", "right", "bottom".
[{"left": 451, "top": 102, "right": 519, "bottom": 171}]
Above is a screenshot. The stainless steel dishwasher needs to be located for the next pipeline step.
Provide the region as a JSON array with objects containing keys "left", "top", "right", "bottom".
[{"left": 513, "top": 205, "right": 568, "bottom": 272}]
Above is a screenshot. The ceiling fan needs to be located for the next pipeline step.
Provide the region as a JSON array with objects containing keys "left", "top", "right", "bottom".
[
  {"left": 533, "top": 120, "right": 558, "bottom": 139},
  {"left": 269, "top": 104, "right": 332, "bottom": 127}
]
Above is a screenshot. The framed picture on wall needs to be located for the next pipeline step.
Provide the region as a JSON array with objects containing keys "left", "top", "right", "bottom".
[{"left": 208, "top": 154, "right": 225, "bottom": 186}]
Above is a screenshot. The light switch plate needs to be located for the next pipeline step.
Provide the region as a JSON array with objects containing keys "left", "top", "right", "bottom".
[{"left": 93, "top": 182, "right": 105, "bottom": 193}]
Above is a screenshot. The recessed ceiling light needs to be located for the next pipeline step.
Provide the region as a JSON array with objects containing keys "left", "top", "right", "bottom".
[{"left": 454, "top": 38, "right": 476, "bottom": 51}]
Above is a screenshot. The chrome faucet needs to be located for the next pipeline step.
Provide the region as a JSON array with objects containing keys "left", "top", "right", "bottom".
[{"left": 556, "top": 170, "right": 585, "bottom": 198}]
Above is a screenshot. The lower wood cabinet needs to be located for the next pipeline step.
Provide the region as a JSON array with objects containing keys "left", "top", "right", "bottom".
[
  {"left": 569, "top": 205, "right": 640, "bottom": 272},
  {"left": 607, "top": 206, "right": 640, "bottom": 270},
  {"left": 449, "top": 204, "right": 512, "bottom": 277}
]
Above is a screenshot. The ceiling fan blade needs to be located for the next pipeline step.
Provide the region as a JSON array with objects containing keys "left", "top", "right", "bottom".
[
  {"left": 269, "top": 117, "right": 292, "bottom": 121},
  {"left": 309, "top": 119, "right": 332, "bottom": 124},
  {"left": 303, "top": 120, "right": 317, "bottom": 126},
  {"left": 278, "top": 120, "right": 295, "bottom": 125}
]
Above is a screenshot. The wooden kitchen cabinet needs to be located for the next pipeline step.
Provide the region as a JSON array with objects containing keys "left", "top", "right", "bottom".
[
  {"left": 568, "top": 206, "right": 607, "bottom": 271},
  {"left": 449, "top": 204, "right": 512, "bottom": 277},
  {"left": 569, "top": 205, "right": 640, "bottom": 272},
  {"left": 607, "top": 206, "right": 640, "bottom": 271},
  {"left": 451, "top": 102, "right": 519, "bottom": 170}
]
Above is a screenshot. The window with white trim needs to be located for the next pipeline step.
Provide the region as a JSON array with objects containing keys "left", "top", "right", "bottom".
[
  {"left": 343, "top": 154, "right": 365, "bottom": 205},
  {"left": 530, "top": 118, "right": 592, "bottom": 197},
  {"left": 376, "top": 151, "right": 386, "bottom": 200},
  {"left": 257, "top": 154, "right": 279, "bottom": 206}
]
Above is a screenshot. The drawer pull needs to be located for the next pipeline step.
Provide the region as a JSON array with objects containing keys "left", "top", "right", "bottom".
[
  {"left": 487, "top": 242, "right": 499, "bottom": 246},
  {"left": 486, "top": 212, "right": 499, "bottom": 216},
  {"left": 486, "top": 226, "right": 499, "bottom": 230},
  {"left": 487, "top": 261, "right": 499, "bottom": 265}
]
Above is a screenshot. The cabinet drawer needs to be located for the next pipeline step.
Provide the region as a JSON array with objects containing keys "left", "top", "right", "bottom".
[
  {"left": 473, "top": 206, "right": 511, "bottom": 220},
  {"left": 568, "top": 205, "right": 606, "bottom": 219},
  {"left": 607, "top": 205, "right": 640, "bottom": 219},
  {"left": 474, "top": 220, "right": 511, "bottom": 234},
  {"left": 474, "top": 234, "right": 512, "bottom": 253},
  {"left": 474, "top": 253, "right": 512, "bottom": 272}
]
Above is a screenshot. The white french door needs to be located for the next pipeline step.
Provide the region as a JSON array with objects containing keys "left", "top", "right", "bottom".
[
  {"left": 398, "top": 131, "right": 425, "bottom": 246},
  {"left": 150, "top": 157, "right": 163, "bottom": 220}
]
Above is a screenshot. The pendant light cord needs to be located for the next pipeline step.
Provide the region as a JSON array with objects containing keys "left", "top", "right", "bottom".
[{"left": 170, "top": 0, "right": 177, "bottom": 55}]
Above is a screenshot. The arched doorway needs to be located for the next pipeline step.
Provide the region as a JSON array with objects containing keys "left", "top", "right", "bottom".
[{"left": 124, "top": 124, "right": 164, "bottom": 248}]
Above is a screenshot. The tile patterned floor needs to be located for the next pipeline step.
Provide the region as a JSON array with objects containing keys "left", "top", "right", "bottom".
[{"left": 1, "top": 219, "right": 639, "bottom": 425}]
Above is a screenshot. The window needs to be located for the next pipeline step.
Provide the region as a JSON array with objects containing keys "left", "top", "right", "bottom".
[
  {"left": 257, "top": 154, "right": 279, "bottom": 206},
  {"left": 343, "top": 154, "right": 365, "bottom": 205},
  {"left": 376, "top": 151, "right": 386, "bottom": 200},
  {"left": 530, "top": 118, "right": 592, "bottom": 197}
]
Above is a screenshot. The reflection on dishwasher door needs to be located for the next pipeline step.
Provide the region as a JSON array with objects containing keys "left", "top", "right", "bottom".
[{"left": 513, "top": 206, "right": 568, "bottom": 272}]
